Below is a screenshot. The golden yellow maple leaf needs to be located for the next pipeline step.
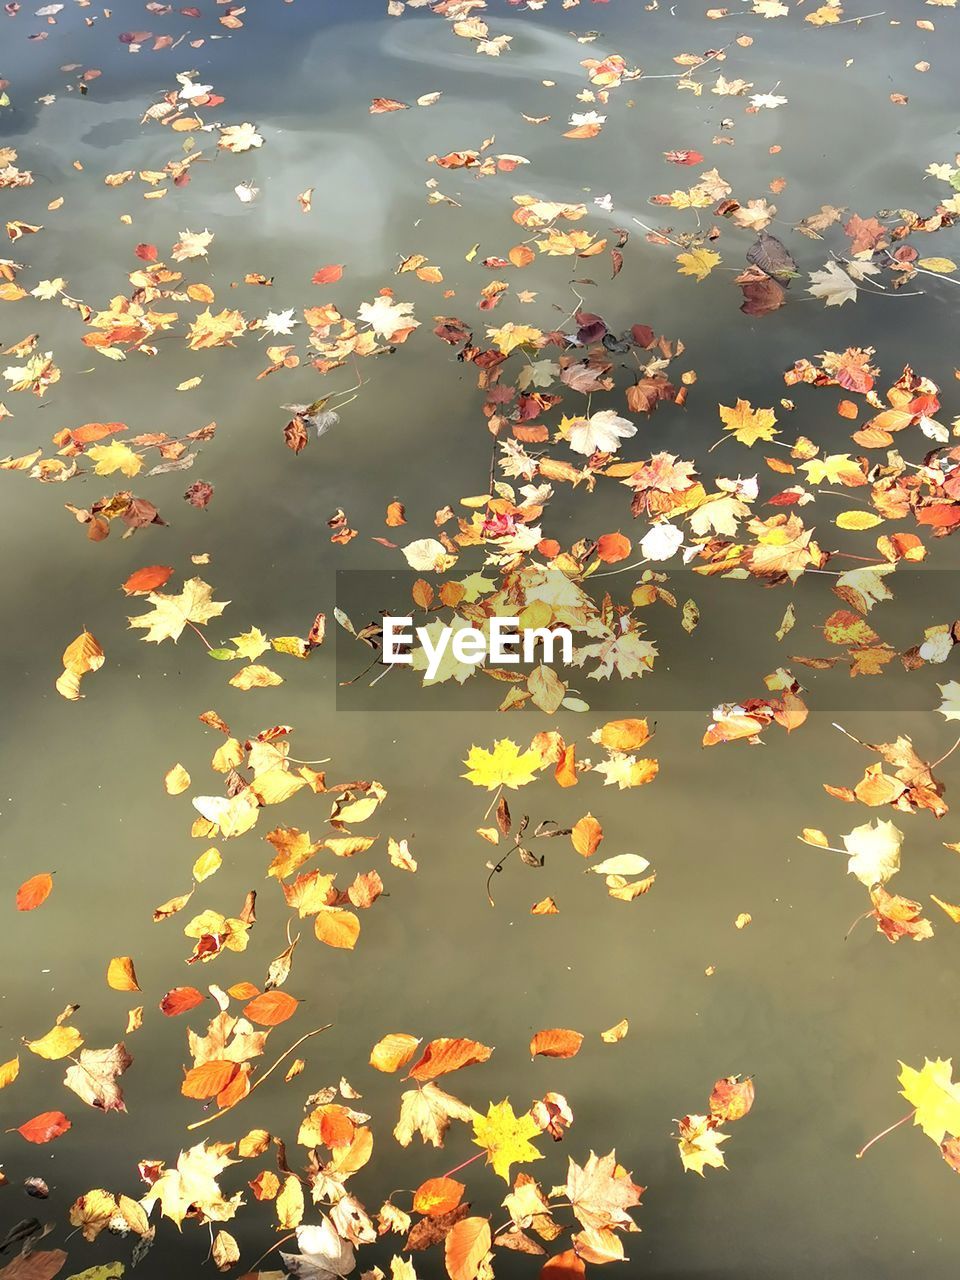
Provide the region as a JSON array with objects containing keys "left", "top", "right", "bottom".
[
  {"left": 128, "top": 578, "right": 229, "bottom": 644},
  {"left": 718, "top": 398, "right": 778, "bottom": 446},
  {"left": 472, "top": 1099, "right": 543, "bottom": 1181},
  {"left": 230, "top": 627, "right": 270, "bottom": 660},
  {"left": 87, "top": 440, "right": 142, "bottom": 477},
  {"left": 675, "top": 248, "right": 722, "bottom": 281},
  {"left": 462, "top": 739, "right": 542, "bottom": 790},
  {"left": 899, "top": 1058, "right": 960, "bottom": 1143},
  {"left": 485, "top": 322, "right": 543, "bottom": 355}
]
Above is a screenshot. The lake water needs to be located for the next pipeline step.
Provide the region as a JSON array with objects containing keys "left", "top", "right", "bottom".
[{"left": 1, "top": 1, "right": 960, "bottom": 1277}]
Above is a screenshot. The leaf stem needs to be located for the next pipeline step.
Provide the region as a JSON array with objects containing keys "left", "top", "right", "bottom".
[{"left": 855, "top": 1109, "right": 914, "bottom": 1159}]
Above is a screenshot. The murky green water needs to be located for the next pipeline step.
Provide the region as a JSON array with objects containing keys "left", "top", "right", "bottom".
[{"left": 2, "top": 1, "right": 960, "bottom": 1276}]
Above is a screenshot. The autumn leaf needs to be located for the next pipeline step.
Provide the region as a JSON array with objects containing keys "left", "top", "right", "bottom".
[
  {"left": 675, "top": 248, "right": 722, "bottom": 281},
  {"left": 0, "top": 1056, "right": 20, "bottom": 1089},
  {"left": 370, "top": 1032, "right": 421, "bottom": 1073},
  {"left": 472, "top": 1099, "right": 543, "bottom": 1181},
  {"left": 160, "top": 986, "right": 205, "bottom": 1016},
  {"left": 26, "top": 1024, "right": 83, "bottom": 1060},
  {"left": 676, "top": 1113, "right": 729, "bottom": 1174},
  {"left": 16, "top": 872, "right": 53, "bottom": 911},
  {"left": 394, "top": 1082, "right": 476, "bottom": 1148},
  {"left": 63, "top": 1043, "right": 132, "bottom": 1112},
  {"left": 571, "top": 814, "right": 603, "bottom": 857},
  {"left": 565, "top": 1149, "right": 643, "bottom": 1229},
  {"left": 56, "top": 630, "right": 104, "bottom": 700},
  {"left": 17, "top": 1110, "right": 72, "bottom": 1143},
  {"left": 718, "top": 399, "right": 778, "bottom": 446},
  {"left": 413, "top": 1176, "right": 465, "bottom": 1216},
  {"left": 407, "top": 1037, "right": 494, "bottom": 1082},
  {"left": 243, "top": 990, "right": 299, "bottom": 1026},
  {"left": 462, "top": 739, "right": 542, "bottom": 790},
  {"left": 530, "top": 1028, "right": 584, "bottom": 1059},
  {"left": 128, "top": 578, "right": 229, "bottom": 644},
  {"left": 899, "top": 1059, "right": 960, "bottom": 1144},
  {"left": 107, "top": 956, "right": 140, "bottom": 992},
  {"left": 445, "top": 1217, "right": 491, "bottom": 1280}
]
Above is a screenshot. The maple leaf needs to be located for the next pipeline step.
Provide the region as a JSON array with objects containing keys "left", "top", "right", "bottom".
[
  {"left": 357, "top": 295, "right": 419, "bottom": 342},
  {"left": 870, "top": 888, "right": 934, "bottom": 943},
  {"left": 732, "top": 199, "right": 777, "bottom": 231},
  {"left": 718, "top": 399, "right": 778, "bottom": 446},
  {"left": 140, "top": 1142, "right": 243, "bottom": 1227},
  {"left": 172, "top": 228, "right": 214, "bottom": 261},
  {"left": 565, "top": 1150, "right": 644, "bottom": 1229},
  {"left": 187, "top": 308, "right": 248, "bottom": 350},
  {"left": 675, "top": 248, "right": 722, "bottom": 281},
  {"left": 462, "top": 739, "right": 542, "bottom": 790},
  {"left": 808, "top": 260, "right": 858, "bottom": 307},
  {"left": 899, "top": 1059, "right": 960, "bottom": 1144},
  {"left": 218, "top": 122, "right": 263, "bottom": 152},
  {"left": 394, "top": 1082, "right": 476, "bottom": 1148},
  {"left": 676, "top": 1114, "right": 730, "bottom": 1174},
  {"left": 571, "top": 631, "right": 658, "bottom": 681},
  {"left": 63, "top": 1042, "right": 132, "bottom": 1112},
  {"left": 563, "top": 410, "right": 637, "bottom": 457},
  {"left": 128, "top": 577, "right": 229, "bottom": 644},
  {"left": 472, "top": 1099, "right": 543, "bottom": 1181},
  {"left": 486, "top": 322, "right": 542, "bottom": 355}
]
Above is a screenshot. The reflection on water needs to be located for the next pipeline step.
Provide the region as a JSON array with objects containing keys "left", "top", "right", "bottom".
[{"left": 1, "top": 1, "right": 959, "bottom": 1277}]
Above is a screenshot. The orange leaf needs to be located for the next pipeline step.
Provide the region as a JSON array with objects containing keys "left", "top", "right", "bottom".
[
  {"left": 369, "top": 1032, "right": 421, "bottom": 1073},
  {"left": 107, "top": 956, "right": 140, "bottom": 992},
  {"left": 413, "top": 1176, "right": 465, "bottom": 1217},
  {"left": 181, "top": 1060, "right": 240, "bottom": 1100},
  {"left": 160, "top": 986, "right": 205, "bottom": 1016},
  {"left": 571, "top": 814, "right": 602, "bottom": 857},
  {"left": 529, "top": 1028, "right": 584, "bottom": 1060},
  {"left": 596, "top": 531, "right": 631, "bottom": 564},
  {"left": 312, "top": 264, "right": 344, "bottom": 284},
  {"left": 16, "top": 873, "right": 53, "bottom": 912},
  {"left": 17, "top": 1111, "right": 71, "bottom": 1143},
  {"left": 509, "top": 244, "right": 535, "bottom": 268},
  {"left": 122, "top": 564, "right": 173, "bottom": 594},
  {"left": 227, "top": 981, "right": 261, "bottom": 1000},
  {"left": 555, "top": 744, "right": 577, "bottom": 788},
  {"left": 445, "top": 1216, "right": 492, "bottom": 1280},
  {"left": 217, "top": 1062, "right": 251, "bottom": 1109},
  {"left": 407, "top": 1037, "right": 494, "bottom": 1082},
  {"left": 541, "top": 1250, "right": 586, "bottom": 1278},
  {"left": 243, "top": 990, "right": 299, "bottom": 1026}
]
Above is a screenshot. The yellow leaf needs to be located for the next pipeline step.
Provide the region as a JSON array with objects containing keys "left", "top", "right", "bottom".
[
  {"left": 675, "top": 248, "right": 722, "bottom": 281},
  {"left": 88, "top": 441, "right": 143, "bottom": 477},
  {"left": 128, "top": 578, "right": 229, "bottom": 644},
  {"left": 462, "top": 739, "right": 542, "bottom": 790},
  {"left": 26, "top": 1024, "right": 84, "bottom": 1060},
  {"left": 677, "top": 1113, "right": 729, "bottom": 1174},
  {"left": 229, "top": 664, "right": 283, "bottom": 690},
  {"left": 107, "top": 956, "right": 141, "bottom": 992},
  {"left": 931, "top": 894, "right": 960, "bottom": 923},
  {"left": 192, "top": 847, "right": 222, "bottom": 882},
  {"left": 164, "top": 763, "right": 191, "bottom": 795},
  {"left": 899, "top": 1058, "right": 960, "bottom": 1143},
  {"left": 472, "top": 1099, "right": 543, "bottom": 1181},
  {"left": 485, "top": 322, "right": 542, "bottom": 355},
  {"left": 56, "top": 630, "right": 105, "bottom": 700},
  {"left": 275, "top": 1174, "right": 304, "bottom": 1228},
  {"left": 917, "top": 257, "right": 957, "bottom": 273},
  {"left": 718, "top": 399, "right": 778, "bottom": 446},
  {"left": 0, "top": 1055, "right": 20, "bottom": 1088},
  {"left": 835, "top": 510, "right": 882, "bottom": 530}
]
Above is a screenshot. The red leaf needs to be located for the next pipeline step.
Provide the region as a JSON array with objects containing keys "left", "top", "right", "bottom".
[
  {"left": 121, "top": 564, "right": 174, "bottom": 596},
  {"left": 312, "top": 264, "right": 344, "bottom": 285},
  {"left": 134, "top": 242, "right": 158, "bottom": 262},
  {"left": 160, "top": 986, "right": 205, "bottom": 1016},
  {"left": 17, "top": 1111, "right": 71, "bottom": 1143},
  {"left": 16, "top": 873, "right": 53, "bottom": 912}
]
